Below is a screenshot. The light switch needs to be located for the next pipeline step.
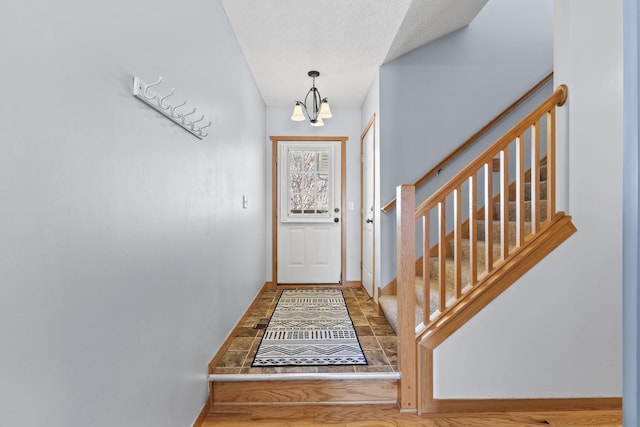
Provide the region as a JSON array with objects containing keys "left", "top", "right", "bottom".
[
  {"left": 242, "top": 195, "right": 248, "bottom": 209},
  {"left": 348, "top": 201, "right": 354, "bottom": 211}
]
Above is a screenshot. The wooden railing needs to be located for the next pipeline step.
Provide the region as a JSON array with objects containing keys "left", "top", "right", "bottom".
[
  {"left": 382, "top": 72, "right": 554, "bottom": 214},
  {"left": 395, "top": 85, "right": 570, "bottom": 411}
]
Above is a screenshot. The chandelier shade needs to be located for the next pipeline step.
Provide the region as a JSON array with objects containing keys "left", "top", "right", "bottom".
[
  {"left": 318, "top": 100, "right": 332, "bottom": 119},
  {"left": 291, "top": 103, "right": 305, "bottom": 121},
  {"left": 291, "top": 71, "right": 332, "bottom": 126}
]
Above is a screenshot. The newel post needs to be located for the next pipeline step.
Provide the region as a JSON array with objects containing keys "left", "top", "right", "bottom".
[{"left": 396, "top": 184, "right": 417, "bottom": 411}]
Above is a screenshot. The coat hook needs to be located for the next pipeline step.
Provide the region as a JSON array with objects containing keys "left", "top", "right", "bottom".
[
  {"left": 172, "top": 100, "right": 187, "bottom": 118},
  {"left": 198, "top": 122, "right": 211, "bottom": 138},
  {"left": 144, "top": 76, "right": 163, "bottom": 100},
  {"left": 158, "top": 88, "right": 175, "bottom": 110},
  {"left": 190, "top": 115, "right": 205, "bottom": 129},
  {"left": 181, "top": 108, "right": 197, "bottom": 125}
]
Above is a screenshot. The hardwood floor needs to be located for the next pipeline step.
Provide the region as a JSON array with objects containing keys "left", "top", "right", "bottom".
[{"left": 202, "top": 404, "right": 622, "bottom": 426}]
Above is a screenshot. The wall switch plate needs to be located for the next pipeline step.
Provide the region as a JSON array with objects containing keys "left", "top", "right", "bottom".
[{"left": 242, "top": 195, "right": 248, "bottom": 209}]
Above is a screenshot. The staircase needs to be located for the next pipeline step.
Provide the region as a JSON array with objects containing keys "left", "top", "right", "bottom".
[
  {"left": 385, "top": 84, "right": 576, "bottom": 413},
  {"left": 379, "top": 163, "right": 549, "bottom": 334}
]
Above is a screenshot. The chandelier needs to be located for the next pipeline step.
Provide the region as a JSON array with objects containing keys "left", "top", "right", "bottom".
[{"left": 290, "top": 71, "right": 333, "bottom": 126}]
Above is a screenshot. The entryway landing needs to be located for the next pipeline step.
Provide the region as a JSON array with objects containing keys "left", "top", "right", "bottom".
[
  {"left": 208, "top": 284, "right": 397, "bottom": 376},
  {"left": 208, "top": 284, "right": 400, "bottom": 406}
]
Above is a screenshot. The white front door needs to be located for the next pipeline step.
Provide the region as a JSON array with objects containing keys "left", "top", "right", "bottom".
[
  {"left": 361, "top": 120, "right": 375, "bottom": 297},
  {"left": 277, "top": 141, "right": 342, "bottom": 284}
]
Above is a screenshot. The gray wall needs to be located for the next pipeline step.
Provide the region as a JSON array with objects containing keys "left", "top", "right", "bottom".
[
  {"left": 265, "top": 107, "right": 363, "bottom": 282},
  {"left": 623, "top": 0, "right": 640, "bottom": 424},
  {"left": 0, "top": 0, "right": 266, "bottom": 425},
  {"left": 378, "top": 0, "right": 554, "bottom": 285},
  {"left": 433, "top": 0, "right": 622, "bottom": 399}
]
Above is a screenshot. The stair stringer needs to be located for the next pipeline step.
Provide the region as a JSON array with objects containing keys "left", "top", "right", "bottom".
[{"left": 416, "top": 213, "right": 576, "bottom": 414}]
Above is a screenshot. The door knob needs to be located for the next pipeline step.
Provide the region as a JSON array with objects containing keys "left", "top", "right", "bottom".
[
  {"left": 366, "top": 219, "right": 373, "bottom": 223},
  {"left": 334, "top": 218, "right": 340, "bottom": 223}
]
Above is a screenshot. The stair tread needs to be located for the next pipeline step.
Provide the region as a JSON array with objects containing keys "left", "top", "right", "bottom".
[{"left": 379, "top": 294, "right": 425, "bottom": 334}]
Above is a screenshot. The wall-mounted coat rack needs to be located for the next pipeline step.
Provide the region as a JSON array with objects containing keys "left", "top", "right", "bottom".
[{"left": 133, "top": 76, "right": 211, "bottom": 139}]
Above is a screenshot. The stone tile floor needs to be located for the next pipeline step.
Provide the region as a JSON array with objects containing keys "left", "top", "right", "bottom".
[{"left": 209, "top": 285, "right": 397, "bottom": 375}]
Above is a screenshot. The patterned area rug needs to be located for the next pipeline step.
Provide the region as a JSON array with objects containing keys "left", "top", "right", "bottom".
[{"left": 252, "top": 289, "right": 368, "bottom": 367}]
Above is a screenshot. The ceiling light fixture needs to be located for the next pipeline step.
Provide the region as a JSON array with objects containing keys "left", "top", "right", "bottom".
[{"left": 291, "top": 70, "right": 332, "bottom": 127}]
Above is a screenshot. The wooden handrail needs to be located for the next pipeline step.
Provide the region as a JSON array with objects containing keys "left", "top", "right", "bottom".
[
  {"left": 381, "top": 72, "right": 554, "bottom": 213},
  {"left": 415, "top": 85, "right": 567, "bottom": 219}
]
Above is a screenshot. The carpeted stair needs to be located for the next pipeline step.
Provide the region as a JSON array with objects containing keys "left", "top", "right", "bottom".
[{"left": 379, "top": 165, "right": 548, "bottom": 333}]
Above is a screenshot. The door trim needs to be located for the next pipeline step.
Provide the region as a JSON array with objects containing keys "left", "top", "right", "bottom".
[
  {"left": 270, "top": 136, "right": 348, "bottom": 285},
  {"left": 360, "top": 115, "right": 376, "bottom": 298}
]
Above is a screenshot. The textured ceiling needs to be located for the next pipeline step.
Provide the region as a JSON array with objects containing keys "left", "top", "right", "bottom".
[{"left": 221, "top": 0, "right": 488, "bottom": 108}]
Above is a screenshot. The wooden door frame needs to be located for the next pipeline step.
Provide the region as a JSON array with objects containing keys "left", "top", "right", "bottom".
[
  {"left": 271, "top": 136, "right": 348, "bottom": 285},
  {"left": 360, "top": 115, "right": 376, "bottom": 298}
]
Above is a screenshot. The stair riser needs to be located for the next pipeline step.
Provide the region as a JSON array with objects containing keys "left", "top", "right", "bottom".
[
  {"left": 522, "top": 165, "right": 548, "bottom": 182},
  {"left": 413, "top": 282, "right": 444, "bottom": 314},
  {"left": 429, "top": 257, "right": 473, "bottom": 284},
  {"left": 477, "top": 220, "right": 533, "bottom": 244},
  {"left": 212, "top": 379, "right": 398, "bottom": 405},
  {"left": 493, "top": 200, "right": 548, "bottom": 221},
  {"left": 448, "top": 239, "right": 505, "bottom": 262},
  {"left": 507, "top": 180, "right": 548, "bottom": 201}
]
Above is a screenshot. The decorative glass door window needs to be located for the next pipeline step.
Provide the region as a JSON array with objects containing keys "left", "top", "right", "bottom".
[{"left": 282, "top": 146, "right": 334, "bottom": 221}]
